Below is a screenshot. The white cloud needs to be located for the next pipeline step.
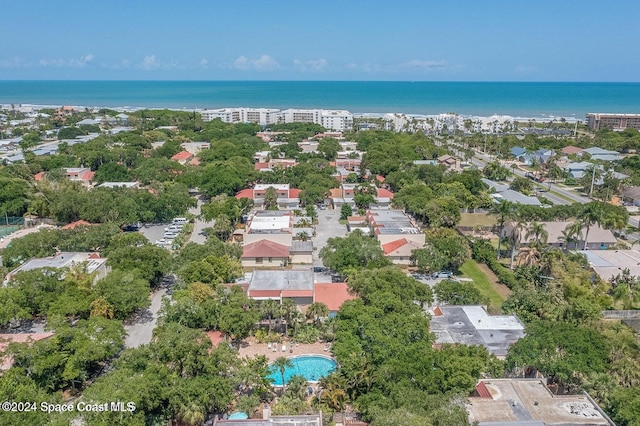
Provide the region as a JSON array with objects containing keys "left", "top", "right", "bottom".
[
  {"left": 37, "top": 54, "right": 95, "bottom": 68},
  {"left": 349, "top": 62, "right": 385, "bottom": 73},
  {"left": 399, "top": 59, "right": 447, "bottom": 69},
  {"left": 38, "top": 58, "right": 65, "bottom": 67},
  {"left": 200, "top": 58, "right": 208, "bottom": 69},
  {"left": 231, "top": 54, "right": 279, "bottom": 71},
  {"left": 344, "top": 59, "right": 448, "bottom": 74},
  {"left": 69, "top": 54, "right": 95, "bottom": 68},
  {"left": 293, "top": 58, "right": 328, "bottom": 72},
  {"left": 135, "top": 55, "right": 184, "bottom": 70},
  {"left": 139, "top": 55, "right": 160, "bottom": 70},
  {"left": 0, "top": 57, "right": 27, "bottom": 68}
]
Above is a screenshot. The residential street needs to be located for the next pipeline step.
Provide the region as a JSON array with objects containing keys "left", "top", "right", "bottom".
[
  {"left": 123, "top": 288, "right": 166, "bottom": 348},
  {"left": 189, "top": 198, "right": 214, "bottom": 244},
  {"left": 469, "top": 149, "right": 640, "bottom": 242}
]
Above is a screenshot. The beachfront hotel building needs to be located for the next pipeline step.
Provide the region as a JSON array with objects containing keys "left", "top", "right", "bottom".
[
  {"left": 586, "top": 113, "right": 640, "bottom": 131},
  {"left": 197, "top": 107, "right": 353, "bottom": 131}
]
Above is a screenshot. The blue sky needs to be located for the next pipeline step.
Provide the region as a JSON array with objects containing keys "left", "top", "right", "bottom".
[{"left": 1, "top": 0, "right": 639, "bottom": 81}]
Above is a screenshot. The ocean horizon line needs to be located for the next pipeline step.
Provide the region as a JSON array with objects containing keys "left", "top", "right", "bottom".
[
  {"left": 1, "top": 79, "right": 640, "bottom": 84},
  {"left": 1, "top": 81, "right": 639, "bottom": 118}
]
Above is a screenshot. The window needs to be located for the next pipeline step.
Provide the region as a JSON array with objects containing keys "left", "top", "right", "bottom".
[{"left": 256, "top": 258, "right": 263, "bottom": 264}]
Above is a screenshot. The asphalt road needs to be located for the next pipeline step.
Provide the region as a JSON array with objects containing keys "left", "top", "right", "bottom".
[
  {"left": 124, "top": 288, "right": 167, "bottom": 348},
  {"left": 470, "top": 149, "right": 640, "bottom": 241},
  {"left": 189, "top": 199, "right": 214, "bottom": 245}
]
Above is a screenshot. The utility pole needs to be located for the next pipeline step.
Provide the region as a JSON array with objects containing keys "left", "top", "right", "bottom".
[{"left": 589, "top": 165, "right": 596, "bottom": 198}]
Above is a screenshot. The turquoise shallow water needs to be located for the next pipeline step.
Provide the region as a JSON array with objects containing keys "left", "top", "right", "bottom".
[
  {"left": 1, "top": 81, "right": 639, "bottom": 117},
  {"left": 268, "top": 355, "right": 337, "bottom": 386}
]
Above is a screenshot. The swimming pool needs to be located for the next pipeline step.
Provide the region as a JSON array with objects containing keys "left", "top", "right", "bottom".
[{"left": 268, "top": 355, "right": 337, "bottom": 386}]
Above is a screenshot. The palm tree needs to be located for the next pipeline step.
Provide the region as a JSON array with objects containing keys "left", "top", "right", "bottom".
[
  {"left": 577, "top": 202, "right": 606, "bottom": 250},
  {"left": 517, "top": 246, "right": 541, "bottom": 267},
  {"left": 525, "top": 222, "right": 548, "bottom": 251},
  {"left": 272, "top": 356, "right": 293, "bottom": 389},
  {"left": 319, "top": 380, "right": 348, "bottom": 411},
  {"left": 260, "top": 299, "right": 281, "bottom": 333},
  {"left": 290, "top": 310, "right": 305, "bottom": 336},
  {"left": 175, "top": 401, "right": 206, "bottom": 426},
  {"left": 306, "top": 302, "right": 329, "bottom": 325},
  {"left": 281, "top": 298, "right": 299, "bottom": 336},
  {"left": 508, "top": 220, "right": 526, "bottom": 269},
  {"left": 559, "top": 221, "right": 582, "bottom": 252},
  {"left": 611, "top": 269, "right": 640, "bottom": 310},
  {"left": 490, "top": 200, "right": 517, "bottom": 259}
]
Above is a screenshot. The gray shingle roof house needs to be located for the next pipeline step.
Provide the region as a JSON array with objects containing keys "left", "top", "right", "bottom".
[
  {"left": 622, "top": 186, "right": 640, "bottom": 206},
  {"left": 503, "top": 221, "right": 617, "bottom": 250}
]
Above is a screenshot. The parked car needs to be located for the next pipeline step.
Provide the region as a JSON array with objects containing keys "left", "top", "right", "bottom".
[
  {"left": 164, "top": 225, "right": 182, "bottom": 232},
  {"left": 525, "top": 172, "right": 545, "bottom": 183},
  {"left": 432, "top": 271, "right": 454, "bottom": 279},
  {"left": 122, "top": 223, "right": 141, "bottom": 232},
  {"left": 155, "top": 238, "right": 168, "bottom": 245},
  {"left": 164, "top": 232, "right": 177, "bottom": 239}
]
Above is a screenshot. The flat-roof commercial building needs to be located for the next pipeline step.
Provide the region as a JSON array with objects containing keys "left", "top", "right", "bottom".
[
  {"left": 586, "top": 113, "right": 640, "bottom": 131},
  {"left": 467, "top": 378, "right": 613, "bottom": 425},
  {"left": 429, "top": 305, "right": 525, "bottom": 359},
  {"left": 3, "top": 252, "right": 110, "bottom": 286}
]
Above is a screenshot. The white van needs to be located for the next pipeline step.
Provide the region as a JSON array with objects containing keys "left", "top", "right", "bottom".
[{"left": 172, "top": 217, "right": 188, "bottom": 225}]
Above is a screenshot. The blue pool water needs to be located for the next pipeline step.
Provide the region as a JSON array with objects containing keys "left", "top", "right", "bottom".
[
  {"left": 228, "top": 412, "right": 248, "bottom": 420},
  {"left": 268, "top": 355, "right": 337, "bottom": 386}
]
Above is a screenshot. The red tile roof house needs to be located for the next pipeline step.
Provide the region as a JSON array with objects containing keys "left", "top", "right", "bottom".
[
  {"left": 561, "top": 145, "right": 584, "bottom": 156},
  {"left": 0, "top": 333, "right": 54, "bottom": 370},
  {"left": 381, "top": 238, "right": 424, "bottom": 265},
  {"left": 61, "top": 220, "right": 95, "bottom": 230},
  {"left": 64, "top": 167, "right": 96, "bottom": 187},
  {"left": 313, "top": 283, "right": 356, "bottom": 314},
  {"left": 236, "top": 184, "right": 301, "bottom": 209},
  {"left": 241, "top": 239, "right": 290, "bottom": 268},
  {"left": 170, "top": 150, "right": 194, "bottom": 165},
  {"left": 330, "top": 184, "right": 395, "bottom": 209},
  {"left": 238, "top": 270, "right": 356, "bottom": 313},
  {"left": 34, "top": 168, "right": 96, "bottom": 186}
]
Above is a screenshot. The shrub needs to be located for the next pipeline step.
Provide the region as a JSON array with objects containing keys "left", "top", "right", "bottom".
[{"left": 293, "top": 326, "right": 320, "bottom": 344}]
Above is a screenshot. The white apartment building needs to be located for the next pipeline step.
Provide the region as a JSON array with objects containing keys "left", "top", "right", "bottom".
[
  {"left": 320, "top": 110, "right": 353, "bottom": 131},
  {"left": 198, "top": 108, "right": 280, "bottom": 126},
  {"left": 198, "top": 107, "right": 353, "bottom": 131}
]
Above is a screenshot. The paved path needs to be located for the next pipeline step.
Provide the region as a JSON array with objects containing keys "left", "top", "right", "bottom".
[
  {"left": 123, "top": 288, "right": 167, "bottom": 348},
  {"left": 0, "top": 224, "right": 56, "bottom": 250}
]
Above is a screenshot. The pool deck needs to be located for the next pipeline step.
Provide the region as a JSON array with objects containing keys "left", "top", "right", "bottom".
[{"left": 237, "top": 337, "right": 333, "bottom": 362}]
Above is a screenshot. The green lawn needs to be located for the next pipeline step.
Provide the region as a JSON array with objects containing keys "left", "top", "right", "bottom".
[
  {"left": 458, "top": 259, "right": 507, "bottom": 313},
  {"left": 459, "top": 213, "right": 497, "bottom": 228}
]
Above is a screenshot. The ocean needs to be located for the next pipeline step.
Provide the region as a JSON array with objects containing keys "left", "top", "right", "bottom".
[{"left": 0, "top": 81, "right": 639, "bottom": 118}]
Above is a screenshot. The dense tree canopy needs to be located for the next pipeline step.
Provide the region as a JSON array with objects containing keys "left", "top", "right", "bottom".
[{"left": 319, "top": 230, "right": 391, "bottom": 273}]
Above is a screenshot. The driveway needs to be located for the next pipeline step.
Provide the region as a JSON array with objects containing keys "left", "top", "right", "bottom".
[
  {"left": 312, "top": 207, "right": 349, "bottom": 268},
  {"left": 123, "top": 288, "right": 167, "bottom": 348}
]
